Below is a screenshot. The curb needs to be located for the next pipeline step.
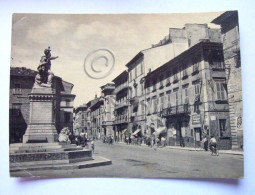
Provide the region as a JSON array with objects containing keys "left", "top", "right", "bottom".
[{"left": 114, "top": 142, "right": 243, "bottom": 156}]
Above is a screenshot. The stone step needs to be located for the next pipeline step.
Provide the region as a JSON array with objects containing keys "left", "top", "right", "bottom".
[
  {"left": 10, "top": 156, "right": 112, "bottom": 173},
  {"left": 10, "top": 147, "right": 83, "bottom": 154},
  {"left": 10, "top": 157, "right": 93, "bottom": 168},
  {"left": 9, "top": 149, "right": 92, "bottom": 163}
]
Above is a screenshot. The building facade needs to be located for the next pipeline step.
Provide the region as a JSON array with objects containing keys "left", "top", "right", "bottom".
[
  {"left": 100, "top": 83, "right": 115, "bottom": 138},
  {"left": 126, "top": 24, "right": 222, "bottom": 138},
  {"left": 112, "top": 71, "right": 130, "bottom": 141},
  {"left": 90, "top": 95, "right": 103, "bottom": 139},
  {"left": 9, "top": 67, "right": 76, "bottom": 143},
  {"left": 212, "top": 11, "right": 243, "bottom": 150},
  {"left": 144, "top": 42, "right": 231, "bottom": 149}
]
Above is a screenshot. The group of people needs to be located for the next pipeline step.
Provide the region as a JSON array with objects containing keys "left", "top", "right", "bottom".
[
  {"left": 201, "top": 135, "right": 218, "bottom": 153},
  {"left": 102, "top": 136, "right": 114, "bottom": 145},
  {"left": 69, "top": 131, "right": 95, "bottom": 153}
]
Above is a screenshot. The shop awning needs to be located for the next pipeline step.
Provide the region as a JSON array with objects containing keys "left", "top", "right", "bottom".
[
  {"left": 132, "top": 129, "right": 141, "bottom": 136},
  {"left": 122, "top": 129, "right": 128, "bottom": 134},
  {"left": 154, "top": 126, "right": 167, "bottom": 136}
]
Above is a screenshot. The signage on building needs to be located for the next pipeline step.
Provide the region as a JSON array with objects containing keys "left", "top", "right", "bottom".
[
  {"left": 210, "top": 115, "right": 216, "bottom": 120},
  {"left": 192, "top": 114, "right": 201, "bottom": 124},
  {"left": 237, "top": 116, "right": 242, "bottom": 129}
]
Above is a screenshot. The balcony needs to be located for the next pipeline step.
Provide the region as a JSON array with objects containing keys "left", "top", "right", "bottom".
[
  {"left": 114, "top": 82, "right": 129, "bottom": 94},
  {"left": 162, "top": 104, "right": 190, "bottom": 116},
  {"left": 114, "top": 114, "right": 129, "bottom": 124},
  {"left": 115, "top": 101, "right": 129, "bottom": 110}
]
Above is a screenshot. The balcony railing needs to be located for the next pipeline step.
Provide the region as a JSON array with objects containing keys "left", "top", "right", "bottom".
[
  {"left": 162, "top": 104, "right": 190, "bottom": 116},
  {"left": 114, "top": 114, "right": 129, "bottom": 124},
  {"left": 115, "top": 100, "right": 129, "bottom": 109}
]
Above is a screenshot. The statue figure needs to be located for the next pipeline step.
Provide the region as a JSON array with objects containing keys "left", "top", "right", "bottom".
[
  {"left": 34, "top": 46, "right": 58, "bottom": 87},
  {"left": 58, "top": 127, "right": 71, "bottom": 143}
]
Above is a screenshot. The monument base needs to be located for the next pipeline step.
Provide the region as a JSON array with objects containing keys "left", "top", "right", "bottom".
[
  {"left": 23, "top": 124, "right": 58, "bottom": 143},
  {"left": 22, "top": 86, "right": 58, "bottom": 143},
  {"left": 9, "top": 142, "right": 111, "bottom": 173}
]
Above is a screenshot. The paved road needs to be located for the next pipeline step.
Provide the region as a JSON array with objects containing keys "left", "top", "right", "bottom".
[{"left": 15, "top": 141, "right": 243, "bottom": 178}]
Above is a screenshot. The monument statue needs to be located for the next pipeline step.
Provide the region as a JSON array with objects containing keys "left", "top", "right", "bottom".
[{"left": 35, "top": 46, "right": 58, "bottom": 87}]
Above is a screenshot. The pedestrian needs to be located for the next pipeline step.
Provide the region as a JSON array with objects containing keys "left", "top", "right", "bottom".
[
  {"left": 91, "top": 140, "right": 95, "bottom": 153},
  {"left": 150, "top": 136, "right": 154, "bottom": 148},
  {"left": 161, "top": 137, "right": 166, "bottom": 147}
]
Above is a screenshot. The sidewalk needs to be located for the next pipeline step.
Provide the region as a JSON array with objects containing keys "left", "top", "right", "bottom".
[
  {"left": 115, "top": 141, "right": 243, "bottom": 156},
  {"left": 165, "top": 146, "right": 244, "bottom": 156}
]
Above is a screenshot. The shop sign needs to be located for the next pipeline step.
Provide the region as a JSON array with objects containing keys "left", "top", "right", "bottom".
[{"left": 192, "top": 114, "right": 200, "bottom": 124}]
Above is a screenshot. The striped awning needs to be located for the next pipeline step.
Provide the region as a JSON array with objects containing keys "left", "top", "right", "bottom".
[{"left": 132, "top": 129, "right": 141, "bottom": 136}]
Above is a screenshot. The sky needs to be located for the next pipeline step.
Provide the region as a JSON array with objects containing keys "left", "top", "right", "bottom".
[{"left": 11, "top": 12, "right": 223, "bottom": 107}]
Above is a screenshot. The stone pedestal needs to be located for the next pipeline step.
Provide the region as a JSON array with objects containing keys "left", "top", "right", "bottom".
[
  {"left": 10, "top": 86, "right": 111, "bottom": 175},
  {"left": 23, "top": 86, "right": 58, "bottom": 143}
]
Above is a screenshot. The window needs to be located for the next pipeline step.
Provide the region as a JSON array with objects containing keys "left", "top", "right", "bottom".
[
  {"left": 130, "top": 88, "right": 133, "bottom": 98},
  {"left": 141, "top": 100, "right": 145, "bottom": 115},
  {"left": 153, "top": 79, "right": 157, "bottom": 91},
  {"left": 82, "top": 113, "right": 85, "bottom": 119},
  {"left": 13, "top": 83, "right": 21, "bottom": 94},
  {"left": 212, "top": 61, "right": 224, "bottom": 70},
  {"left": 64, "top": 112, "right": 71, "bottom": 123},
  {"left": 182, "top": 64, "right": 188, "bottom": 79},
  {"left": 173, "top": 88, "right": 179, "bottom": 107},
  {"left": 160, "top": 94, "right": 164, "bottom": 105},
  {"left": 159, "top": 75, "right": 164, "bottom": 87},
  {"left": 147, "top": 98, "right": 151, "bottom": 114},
  {"left": 234, "top": 51, "right": 241, "bottom": 68},
  {"left": 194, "top": 84, "right": 200, "bottom": 95},
  {"left": 219, "top": 119, "right": 226, "bottom": 137},
  {"left": 141, "top": 83, "right": 144, "bottom": 95},
  {"left": 175, "top": 91, "right": 178, "bottom": 106},
  {"left": 210, "top": 51, "right": 224, "bottom": 70},
  {"left": 166, "top": 71, "right": 171, "bottom": 85},
  {"left": 11, "top": 103, "right": 21, "bottom": 116},
  {"left": 173, "top": 68, "right": 178, "bottom": 82},
  {"left": 215, "top": 80, "right": 227, "bottom": 101},
  {"left": 166, "top": 91, "right": 171, "bottom": 103},
  {"left": 66, "top": 99, "right": 71, "bottom": 107},
  {"left": 192, "top": 57, "right": 200, "bottom": 73},
  {"left": 141, "top": 61, "right": 144, "bottom": 74},
  {"left": 134, "top": 86, "right": 138, "bottom": 97},
  {"left": 152, "top": 97, "right": 157, "bottom": 113},
  {"left": 129, "top": 71, "right": 132, "bottom": 82},
  {"left": 184, "top": 88, "right": 189, "bottom": 104}
]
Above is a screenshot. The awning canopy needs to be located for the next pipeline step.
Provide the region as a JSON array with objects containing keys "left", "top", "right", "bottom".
[
  {"left": 122, "top": 129, "right": 128, "bottom": 134},
  {"left": 154, "top": 126, "right": 167, "bottom": 137},
  {"left": 132, "top": 129, "right": 141, "bottom": 136}
]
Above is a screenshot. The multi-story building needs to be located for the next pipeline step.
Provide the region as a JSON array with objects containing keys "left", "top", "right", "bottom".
[
  {"left": 100, "top": 83, "right": 115, "bottom": 138},
  {"left": 211, "top": 11, "right": 242, "bottom": 150},
  {"left": 74, "top": 103, "right": 87, "bottom": 134},
  {"left": 59, "top": 80, "right": 76, "bottom": 132},
  {"left": 9, "top": 67, "right": 76, "bottom": 143},
  {"left": 144, "top": 41, "right": 231, "bottom": 149},
  {"left": 126, "top": 24, "right": 221, "bottom": 137},
  {"left": 112, "top": 71, "right": 129, "bottom": 141},
  {"left": 90, "top": 95, "right": 103, "bottom": 139}
]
